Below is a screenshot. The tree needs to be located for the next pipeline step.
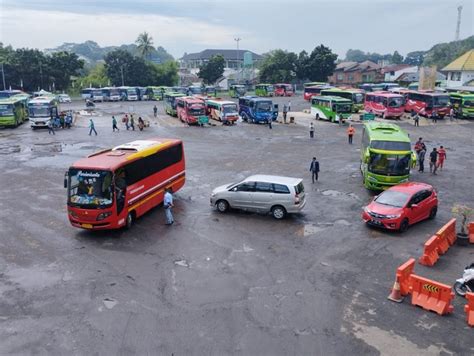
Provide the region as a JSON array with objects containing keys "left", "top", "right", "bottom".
[
  {"left": 392, "top": 51, "right": 404, "bottom": 64},
  {"left": 304, "top": 45, "right": 338, "bottom": 81},
  {"left": 80, "top": 63, "right": 109, "bottom": 88},
  {"left": 198, "top": 54, "right": 225, "bottom": 84},
  {"left": 152, "top": 61, "right": 179, "bottom": 86},
  {"left": 104, "top": 49, "right": 136, "bottom": 86},
  {"left": 259, "top": 50, "right": 297, "bottom": 83},
  {"left": 345, "top": 49, "right": 367, "bottom": 62},
  {"left": 404, "top": 51, "right": 424, "bottom": 66},
  {"left": 47, "top": 51, "right": 84, "bottom": 90},
  {"left": 295, "top": 50, "right": 309, "bottom": 80},
  {"left": 135, "top": 32, "right": 154, "bottom": 59}
]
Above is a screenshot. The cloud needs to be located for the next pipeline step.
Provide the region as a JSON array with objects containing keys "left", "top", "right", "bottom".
[{"left": 0, "top": 7, "right": 245, "bottom": 57}]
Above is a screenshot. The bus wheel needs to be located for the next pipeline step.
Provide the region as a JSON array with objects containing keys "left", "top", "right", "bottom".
[
  {"left": 125, "top": 212, "right": 134, "bottom": 229},
  {"left": 316, "top": 114, "right": 320, "bottom": 120}
]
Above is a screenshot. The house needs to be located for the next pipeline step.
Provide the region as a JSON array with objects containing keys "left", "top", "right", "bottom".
[
  {"left": 395, "top": 71, "right": 446, "bottom": 87},
  {"left": 442, "top": 49, "right": 474, "bottom": 88},
  {"left": 382, "top": 64, "right": 418, "bottom": 82},
  {"left": 180, "top": 49, "right": 263, "bottom": 73},
  {"left": 328, "top": 61, "right": 383, "bottom": 85}
]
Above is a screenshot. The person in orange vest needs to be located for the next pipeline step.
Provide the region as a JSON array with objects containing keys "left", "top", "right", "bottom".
[
  {"left": 437, "top": 145, "right": 447, "bottom": 171},
  {"left": 347, "top": 124, "right": 355, "bottom": 144}
]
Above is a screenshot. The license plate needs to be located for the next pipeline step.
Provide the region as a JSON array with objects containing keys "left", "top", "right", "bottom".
[{"left": 81, "top": 223, "right": 93, "bottom": 229}]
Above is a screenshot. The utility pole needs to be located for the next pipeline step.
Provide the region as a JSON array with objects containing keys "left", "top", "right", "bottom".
[
  {"left": 455, "top": 5, "right": 463, "bottom": 41},
  {"left": 1, "top": 63, "right": 6, "bottom": 90},
  {"left": 120, "top": 66, "right": 125, "bottom": 86},
  {"left": 234, "top": 37, "right": 241, "bottom": 82}
]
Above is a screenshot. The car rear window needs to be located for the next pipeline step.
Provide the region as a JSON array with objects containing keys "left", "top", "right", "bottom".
[
  {"left": 273, "top": 183, "right": 290, "bottom": 194},
  {"left": 294, "top": 182, "right": 304, "bottom": 194}
]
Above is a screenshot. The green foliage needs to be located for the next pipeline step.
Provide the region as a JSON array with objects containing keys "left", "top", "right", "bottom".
[
  {"left": 392, "top": 51, "right": 404, "bottom": 64},
  {"left": 304, "top": 45, "right": 338, "bottom": 81},
  {"left": 259, "top": 50, "right": 297, "bottom": 83},
  {"left": 345, "top": 49, "right": 392, "bottom": 63},
  {"left": 79, "top": 63, "right": 109, "bottom": 88},
  {"left": 404, "top": 51, "right": 424, "bottom": 66},
  {"left": 198, "top": 55, "right": 225, "bottom": 84},
  {"left": 136, "top": 32, "right": 154, "bottom": 59},
  {"left": 152, "top": 61, "right": 179, "bottom": 86},
  {"left": 423, "top": 36, "right": 474, "bottom": 69}
]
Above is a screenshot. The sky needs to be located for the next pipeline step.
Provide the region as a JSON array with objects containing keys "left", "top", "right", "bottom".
[{"left": 1, "top": 0, "right": 473, "bottom": 59}]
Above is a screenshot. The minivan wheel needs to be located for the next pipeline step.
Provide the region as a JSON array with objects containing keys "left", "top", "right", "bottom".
[
  {"left": 271, "top": 205, "right": 286, "bottom": 220},
  {"left": 216, "top": 200, "right": 229, "bottom": 213},
  {"left": 429, "top": 206, "right": 437, "bottom": 220},
  {"left": 125, "top": 212, "right": 133, "bottom": 229},
  {"left": 399, "top": 218, "right": 409, "bottom": 233}
]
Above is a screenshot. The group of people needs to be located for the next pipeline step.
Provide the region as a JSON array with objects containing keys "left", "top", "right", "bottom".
[
  {"left": 411, "top": 107, "right": 457, "bottom": 127},
  {"left": 110, "top": 114, "right": 146, "bottom": 132},
  {"left": 47, "top": 111, "right": 73, "bottom": 135},
  {"left": 414, "top": 137, "right": 447, "bottom": 175}
]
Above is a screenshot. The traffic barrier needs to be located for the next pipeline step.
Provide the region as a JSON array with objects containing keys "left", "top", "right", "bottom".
[
  {"left": 409, "top": 274, "right": 454, "bottom": 315},
  {"left": 437, "top": 218, "right": 457, "bottom": 246},
  {"left": 464, "top": 292, "right": 474, "bottom": 327},
  {"left": 468, "top": 222, "right": 474, "bottom": 244},
  {"left": 418, "top": 235, "right": 440, "bottom": 266},
  {"left": 436, "top": 232, "right": 450, "bottom": 255},
  {"left": 396, "top": 258, "right": 416, "bottom": 296}
]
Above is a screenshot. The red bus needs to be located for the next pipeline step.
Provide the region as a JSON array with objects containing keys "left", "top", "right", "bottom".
[
  {"left": 65, "top": 139, "right": 185, "bottom": 230},
  {"left": 303, "top": 85, "right": 333, "bottom": 101},
  {"left": 274, "top": 83, "right": 294, "bottom": 97},
  {"left": 404, "top": 91, "right": 450, "bottom": 117},
  {"left": 364, "top": 91, "right": 404, "bottom": 119},
  {"left": 176, "top": 97, "right": 207, "bottom": 124}
]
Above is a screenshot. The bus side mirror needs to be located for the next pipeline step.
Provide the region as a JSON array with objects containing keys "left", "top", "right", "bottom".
[{"left": 64, "top": 171, "right": 68, "bottom": 188}]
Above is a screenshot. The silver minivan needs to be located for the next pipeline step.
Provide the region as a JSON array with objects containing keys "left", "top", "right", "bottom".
[{"left": 210, "top": 175, "right": 306, "bottom": 219}]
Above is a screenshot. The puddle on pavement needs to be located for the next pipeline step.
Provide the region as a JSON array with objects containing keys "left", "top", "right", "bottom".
[
  {"left": 31, "top": 142, "right": 62, "bottom": 153},
  {"left": 298, "top": 224, "right": 328, "bottom": 237},
  {"left": 321, "top": 189, "right": 344, "bottom": 197},
  {"left": 0, "top": 143, "right": 21, "bottom": 154}
]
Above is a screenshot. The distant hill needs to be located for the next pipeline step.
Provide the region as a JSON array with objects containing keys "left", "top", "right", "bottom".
[
  {"left": 45, "top": 40, "right": 174, "bottom": 66},
  {"left": 421, "top": 35, "right": 474, "bottom": 69}
]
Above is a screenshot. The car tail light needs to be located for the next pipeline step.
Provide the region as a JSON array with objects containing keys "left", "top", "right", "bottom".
[{"left": 295, "top": 194, "right": 300, "bottom": 204}]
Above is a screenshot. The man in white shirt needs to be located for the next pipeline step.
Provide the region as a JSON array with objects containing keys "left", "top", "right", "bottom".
[{"left": 164, "top": 188, "right": 174, "bottom": 225}]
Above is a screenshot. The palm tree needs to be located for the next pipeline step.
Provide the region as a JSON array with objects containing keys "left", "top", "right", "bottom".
[{"left": 136, "top": 32, "right": 154, "bottom": 60}]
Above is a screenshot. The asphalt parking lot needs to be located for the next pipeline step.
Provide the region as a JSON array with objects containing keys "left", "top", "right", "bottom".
[{"left": 0, "top": 95, "right": 473, "bottom": 355}]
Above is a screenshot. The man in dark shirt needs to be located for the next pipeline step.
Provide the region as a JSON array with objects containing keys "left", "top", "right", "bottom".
[
  {"left": 429, "top": 148, "right": 438, "bottom": 175},
  {"left": 309, "top": 157, "right": 320, "bottom": 183}
]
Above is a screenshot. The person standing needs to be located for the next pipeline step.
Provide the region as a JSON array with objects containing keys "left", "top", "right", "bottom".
[
  {"left": 138, "top": 117, "right": 144, "bottom": 131},
  {"left": 429, "top": 148, "right": 438, "bottom": 175},
  {"left": 112, "top": 116, "right": 119, "bottom": 132},
  {"left": 288, "top": 100, "right": 291, "bottom": 112},
  {"left": 268, "top": 118, "right": 272, "bottom": 129},
  {"left": 309, "top": 122, "right": 315, "bottom": 139},
  {"left": 163, "top": 188, "right": 174, "bottom": 225},
  {"left": 282, "top": 104, "right": 288, "bottom": 124},
  {"left": 431, "top": 110, "right": 438, "bottom": 123},
  {"left": 124, "top": 114, "right": 129, "bottom": 130},
  {"left": 437, "top": 145, "right": 447, "bottom": 171},
  {"left": 153, "top": 105, "right": 158, "bottom": 118},
  {"left": 347, "top": 124, "right": 355, "bottom": 144},
  {"left": 47, "top": 119, "right": 55, "bottom": 135},
  {"left": 449, "top": 106, "right": 454, "bottom": 122},
  {"left": 414, "top": 112, "right": 420, "bottom": 127},
  {"left": 130, "top": 115, "right": 135, "bottom": 131},
  {"left": 418, "top": 148, "right": 426, "bottom": 173},
  {"left": 89, "top": 118, "right": 97, "bottom": 136},
  {"left": 309, "top": 157, "right": 320, "bottom": 183}
]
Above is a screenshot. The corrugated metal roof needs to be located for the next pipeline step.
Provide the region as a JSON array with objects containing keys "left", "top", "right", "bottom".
[{"left": 442, "top": 50, "right": 474, "bottom": 71}]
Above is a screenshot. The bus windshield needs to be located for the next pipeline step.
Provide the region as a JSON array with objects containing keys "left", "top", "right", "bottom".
[
  {"left": 68, "top": 169, "right": 113, "bottom": 208},
  {"left": 333, "top": 103, "right": 351, "bottom": 113},
  {"left": 368, "top": 153, "right": 411, "bottom": 176},
  {"left": 0, "top": 104, "right": 14, "bottom": 116},
  {"left": 256, "top": 101, "right": 272, "bottom": 112},
  {"left": 127, "top": 89, "right": 136, "bottom": 95},
  {"left": 223, "top": 104, "right": 238, "bottom": 113},
  {"left": 388, "top": 97, "right": 403, "bottom": 108},
  {"left": 188, "top": 105, "right": 205, "bottom": 116},
  {"left": 29, "top": 104, "right": 51, "bottom": 117},
  {"left": 464, "top": 100, "right": 474, "bottom": 107},
  {"left": 433, "top": 96, "right": 449, "bottom": 107},
  {"left": 353, "top": 93, "right": 364, "bottom": 104}
]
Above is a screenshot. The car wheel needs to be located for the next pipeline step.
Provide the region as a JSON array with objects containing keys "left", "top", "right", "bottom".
[
  {"left": 429, "top": 206, "right": 437, "bottom": 220},
  {"left": 316, "top": 114, "right": 320, "bottom": 120},
  {"left": 399, "top": 218, "right": 409, "bottom": 233},
  {"left": 271, "top": 205, "right": 286, "bottom": 220},
  {"left": 125, "top": 212, "right": 134, "bottom": 229},
  {"left": 216, "top": 200, "right": 229, "bottom": 213}
]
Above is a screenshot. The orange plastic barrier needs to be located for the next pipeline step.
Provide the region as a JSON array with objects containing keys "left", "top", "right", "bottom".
[
  {"left": 418, "top": 235, "right": 440, "bottom": 266},
  {"left": 437, "top": 218, "right": 457, "bottom": 246},
  {"left": 409, "top": 274, "right": 454, "bottom": 315},
  {"left": 436, "top": 232, "right": 450, "bottom": 255},
  {"left": 465, "top": 292, "right": 474, "bottom": 327},
  {"left": 396, "top": 258, "right": 416, "bottom": 296},
  {"left": 468, "top": 222, "right": 474, "bottom": 244}
]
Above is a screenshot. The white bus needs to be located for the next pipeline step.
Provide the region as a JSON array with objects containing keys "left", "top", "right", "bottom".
[{"left": 28, "top": 96, "right": 59, "bottom": 128}]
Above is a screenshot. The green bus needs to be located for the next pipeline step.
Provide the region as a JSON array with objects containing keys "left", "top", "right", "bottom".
[
  {"left": 310, "top": 96, "right": 352, "bottom": 123},
  {"left": 229, "top": 84, "right": 246, "bottom": 98},
  {"left": 0, "top": 94, "right": 29, "bottom": 127},
  {"left": 360, "top": 122, "right": 416, "bottom": 190},
  {"left": 320, "top": 88, "right": 365, "bottom": 113},
  {"left": 164, "top": 92, "right": 185, "bottom": 116},
  {"left": 449, "top": 92, "right": 474, "bottom": 119},
  {"left": 255, "top": 84, "right": 274, "bottom": 97}
]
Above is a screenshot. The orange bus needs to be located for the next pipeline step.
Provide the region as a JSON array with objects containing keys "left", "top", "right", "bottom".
[{"left": 65, "top": 139, "right": 185, "bottom": 230}]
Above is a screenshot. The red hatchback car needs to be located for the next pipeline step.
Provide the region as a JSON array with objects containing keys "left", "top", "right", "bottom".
[{"left": 362, "top": 182, "right": 438, "bottom": 232}]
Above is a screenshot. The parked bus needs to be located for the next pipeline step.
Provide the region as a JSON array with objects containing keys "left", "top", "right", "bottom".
[
  {"left": 81, "top": 88, "right": 93, "bottom": 100},
  {"left": 126, "top": 87, "right": 138, "bottom": 101},
  {"left": 206, "top": 99, "right": 239, "bottom": 125},
  {"left": 28, "top": 96, "right": 59, "bottom": 128},
  {"left": 164, "top": 92, "right": 186, "bottom": 116},
  {"left": 187, "top": 86, "right": 202, "bottom": 95},
  {"left": 229, "top": 84, "right": 246, "bottom": 98},
  {"left": 320, "top": 88, "right": 364, "bottom": 112},
  {"left": 136, "top": 87, "right": 148, "bottom": 101},
  {"left": 238, "top": 96, "right": 274, "bottom": 124},
  {"left": 311, "top": 96, "right": 352, "bottom": 123},
  {"left": 255, "top": 84, "right": 274, "bottom": 97},
  {"left": 0, "top": 95, "right": 29, "bottom": 127},
  {"left": 65, "top": 138, "right": 185, "bottom": 230},
  {"left": 360, "top": 122, "right": 415, "bottom": 190},
  {"left": 91, "top": 89, "right": 104, "bottom": 102},
  {"left": 274, "top": 83, "right": 294, "bottom": 97},
  {"left": 304, "top": 82, "right": 326, "bottom": 88},
  {"left": 364, "top": 91, "right": 404, "bottom": 119},
  {"left": 303, "top": 85, "right": 333, "bottom": 101},
  {"left": 176, "top": 97, "right": 208, "bottom": 125},
  {"left": 405, "top": 91, "right": 450, "bottom": 117},
  {"left": 0, "top": 90, "right": 25, "bottom": 99},
  {"left": 449, "top": 92, "right": 474, "bottom": 119},
  {"left": 103, "top": 87, "right": 121, "bottom": 102}
]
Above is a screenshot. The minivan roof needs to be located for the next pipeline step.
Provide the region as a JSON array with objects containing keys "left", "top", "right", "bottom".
[{"left": 244, "top": 175, "right": 302, "bottom": 185}]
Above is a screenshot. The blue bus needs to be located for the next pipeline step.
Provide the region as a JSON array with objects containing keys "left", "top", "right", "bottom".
[{"left": 238, "top": 96, "right": 274, "bottom": 124}]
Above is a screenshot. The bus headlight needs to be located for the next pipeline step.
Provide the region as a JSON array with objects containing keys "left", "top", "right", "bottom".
[
  {"left": 97, "top": 212, "right": 112, "bottom": 221},
  {"left": 368, "top": 176, "right": 378, "bottom": 183},
  {"left": 68, "top": 210, "right": 78, "bottom": 218}
]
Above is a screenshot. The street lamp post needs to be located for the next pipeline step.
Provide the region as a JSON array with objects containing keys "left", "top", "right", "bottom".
[
  {"left": 120, "top": 66, "right": 125, "bottom": 86},
  {"left": 1, "top": 63, "right": 6, "bottom": 90},
  {"left": 234, "top": 37, "right": 241, "bottom": 82}
]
